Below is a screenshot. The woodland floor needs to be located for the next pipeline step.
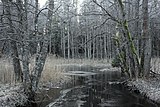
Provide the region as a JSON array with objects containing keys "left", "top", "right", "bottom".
[{"left": 0, "top": 83, "right": 27, "bottom": 107}]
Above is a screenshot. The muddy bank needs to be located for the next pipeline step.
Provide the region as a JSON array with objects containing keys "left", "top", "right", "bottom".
[
  {"left": 127, "top": 78, "right": 160, "bottom": 104},
  {"left": 0, "top": 84, "right": 27, "bottom": 107},
  {"left": 0, "top": 83, "right": 65, "bottom": 107}
]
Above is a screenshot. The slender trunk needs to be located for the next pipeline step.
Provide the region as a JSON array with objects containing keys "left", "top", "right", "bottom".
[
  {"left": 104, "top": 31, "right": 107, "bottom": 59},
  {"left": 141, "top": 0, "right": 151, "bottom": 77},
  {"left": 134, "top": 0, "right": 140, "bottom": 77},
  {"left": 71, "top": 30, "right": 74, "bottom": 58},
  {"left": 63, "top": 30, "right": 66, "bottom": 58},
  {"left": 85, "top": 29, "right": 87, "bottom": 59},
  {"left": 32, "top": 0, "right": 54, "bottom": 90},
  {"left": 11, "top": 41, "right": 23, "bottom": 81},
  {"left": 15, "top": 0, "right": 30, "bottom": 83},
  {"left": 67, "top": 6, "right": 70, "bottom": 59},
  {"left": 88, "top": 31, "right": 92, "bottom": 59},
  {"left": 22, "top": 0, "right": 30, "bottom": 83},
  {"left": 92, "top": 29, "right": 95, "bottom": 59}
]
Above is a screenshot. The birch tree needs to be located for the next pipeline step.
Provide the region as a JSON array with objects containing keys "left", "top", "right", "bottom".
[{"left": 31, "top": 0, "right": 54, "bottom": 91}]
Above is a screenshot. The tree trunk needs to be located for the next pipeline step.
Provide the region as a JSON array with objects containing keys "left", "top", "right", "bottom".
[
  {"left": 2, "top": 0, "right": 22, "bottom": 82},
  {"left": 141, "top": 0, "right": 151, "bottom": 77},
  {"left": 117, "top": 0, "right": 140, "bottom": 78},
  {"left": 67, "top": 5, "right": 70, "bottom": 59},
  {"left": 134, "top": 0, "right": 140, "bottom": 77},
  {"left": 32, "top": 0, "right": 54, "bottom": 91}
]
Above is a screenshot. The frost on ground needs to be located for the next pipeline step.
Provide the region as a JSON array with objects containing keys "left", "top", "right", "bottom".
[
  {"left": 99, "top": 67, "right": 120, "bottom": 72},
  {"left": 128, "top": 78, "right": 160, "bottom": 103},
  {"left": 0, "top": 84, "right": 27, "bottom": 107},
  {"left": 127, "top": 58, "right": 160, "bottom": 103}
]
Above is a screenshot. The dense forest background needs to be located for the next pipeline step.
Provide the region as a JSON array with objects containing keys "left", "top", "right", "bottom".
[{"left": 0, "top": 0, "right": 159, "bottom": 59}]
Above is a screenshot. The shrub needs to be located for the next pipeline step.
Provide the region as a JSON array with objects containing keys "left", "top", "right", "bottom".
[{"left": 111, "top": 55, "right": 121, "bottom": 67}]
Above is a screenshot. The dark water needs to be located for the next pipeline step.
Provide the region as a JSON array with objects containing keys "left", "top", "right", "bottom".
[{"left": 45, "top": 66, "right": 159, "bottom": 107}]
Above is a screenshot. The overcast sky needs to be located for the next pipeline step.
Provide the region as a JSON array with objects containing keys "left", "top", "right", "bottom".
[
  {"left": 39, "top": 0, "right": 84, "bottom": 8},
  {"left": 39, "top": 0, "right": 47, "bottom": 7}
]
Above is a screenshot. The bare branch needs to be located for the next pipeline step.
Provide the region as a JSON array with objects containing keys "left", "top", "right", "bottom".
[{"left": 92, "top": 0, "right": 119, "bottom": 23}]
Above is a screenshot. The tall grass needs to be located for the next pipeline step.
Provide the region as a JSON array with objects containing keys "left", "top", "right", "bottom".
[
  {"left": 1, "top": 55, "right": 159, "bottom": 84},
  {"left": 45, "top": 55, "right": 112, "bottom": 66},
  {"left": 0, "top": 55, "right": 112, "bottom": 85},
  {"left": 40, "top": 57, "right": 67, "bottom": 86},
  {"left": 0, "top": 58, "right": 15, "bottom": 84},
  {"left": 40, "top": 55, "right": 111, "bottom": 86}
]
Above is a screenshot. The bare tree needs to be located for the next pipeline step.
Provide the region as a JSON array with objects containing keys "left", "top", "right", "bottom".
[{"left": 1, "top": 0, "right": 22, "bottom": 81}]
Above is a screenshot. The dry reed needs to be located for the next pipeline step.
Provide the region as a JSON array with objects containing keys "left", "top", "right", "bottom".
[
  {"left": 0, "top": 58, "right": 15, "bottom": 84},
  {"left": 1, "top": 55, "right": 159, "bottom": 84},
  {"left": 0, "top": 55, "right": 110, "bottom": 85}
]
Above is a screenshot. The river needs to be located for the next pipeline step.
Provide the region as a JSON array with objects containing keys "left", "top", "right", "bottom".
[{"left": 39, "top": 66, "right": 159, "bottom": 107}]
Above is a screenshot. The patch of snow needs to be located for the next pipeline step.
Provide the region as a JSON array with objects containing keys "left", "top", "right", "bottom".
[
  {"left": 99, "top": 67, "right": 120, "bottom": 72},
  {"left": 108, "top": 81, "right": 121, "bottom": 85},
  {"left": 129, "top": 79, "right": 160, "bottom": 103},
  {"left": 98, "top": 100, "right": 118, "bottom": 107},
  {"left": 76, "top": 100, "right": 86, "bottom": 107},
  {"left": 0, "top": 84, "right": 27, "bottom": 107},
  {"left": 63, "top": 71, "right": 97, "bottom": 76}
]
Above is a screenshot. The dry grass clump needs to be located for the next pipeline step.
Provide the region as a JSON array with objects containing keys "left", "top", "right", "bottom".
[
  {"left": 40, "top": 58, "right": 69, "bottom": 87},
  {"left": 0, "top": 58, "right": 15, "bottom": 84},
  {"left": 39, "top": 55, "right": 111, "bottom": 86},
  {"left": 45, "top": 55, "right": 112, "bottom": 67}
]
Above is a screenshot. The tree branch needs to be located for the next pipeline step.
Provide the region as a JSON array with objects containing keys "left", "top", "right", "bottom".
[{"left": 92, "top": 0, "right": 120, "bottom": 23}]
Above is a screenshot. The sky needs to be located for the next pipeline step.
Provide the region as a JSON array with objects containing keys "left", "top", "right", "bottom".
[
  {"left": 39, "top": 0, "right": 84, "bottom": 8},
  {"left": 39, "top": 0, "right": 48, "bottom": 7}
]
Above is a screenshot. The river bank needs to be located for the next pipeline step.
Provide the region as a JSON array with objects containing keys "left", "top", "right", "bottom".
[
  {"left": 127, "top": 77, "right": 160, "bottom": 104},
  {"left": 0, "top": 75, "right": 69, "bottom": 107},
  {"left": 0, "top": 84, "right": 27, "bottom": 107}
]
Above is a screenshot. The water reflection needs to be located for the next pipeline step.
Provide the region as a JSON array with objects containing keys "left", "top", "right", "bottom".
[{"left": 47, "top": 66, "right": 159, "bottom": 107}]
